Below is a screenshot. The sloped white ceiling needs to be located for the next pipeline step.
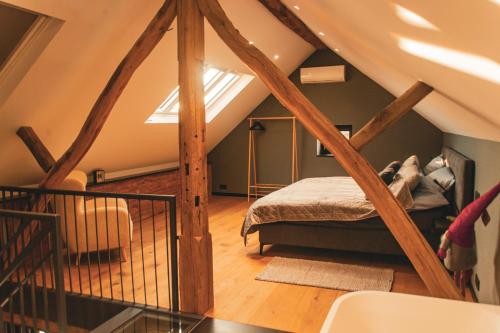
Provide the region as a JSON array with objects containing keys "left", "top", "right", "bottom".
[
  {"left": 0, "top": 0, "right": 313, "bottom": 185},
  {"left": 1, "top": 0, "right": 498, "bottom": 186},
  {"left": 282, "top": 0, "right": 500, "bottom": 142}
]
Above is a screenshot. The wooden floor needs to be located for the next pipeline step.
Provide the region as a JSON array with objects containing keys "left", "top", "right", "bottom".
[
  {"left": 41, "top": 195, "right": 469, "bottom": 332},
  {"left": 206, "top": 196, "right": 471, "bottom": 332}
]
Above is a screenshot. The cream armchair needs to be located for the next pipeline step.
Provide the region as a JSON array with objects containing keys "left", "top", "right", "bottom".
[{"left": 54, "top": 170, "right": 133, "bottom": 264}]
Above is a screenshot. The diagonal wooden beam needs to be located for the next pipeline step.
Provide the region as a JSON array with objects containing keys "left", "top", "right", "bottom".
[
  {"left": 177, "top": 0, "right": 214, "bottom": 314},
  {"left": 198, "top": 0, "right": 462, "bottom": 300},
  {"left": 258, "top": 0, "right": 327, "bottom": 49},
  {"left": 350, "top": 81, "right": 433, "bottom": 150},
  {"left": 16, "top": 127, "right": 55, "bottom": 173},
  {"left": 39, "top": 0, "right": 177, "bottom": 189}
]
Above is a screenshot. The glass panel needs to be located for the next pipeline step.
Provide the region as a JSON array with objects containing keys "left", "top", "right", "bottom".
[
  {"left": 204, "top": 73, "right": 238, "bottom": 108},
  {"left": 147, "top": 64, "right": 254, "bottom": 123},
  {"left": 111, "top": 311, "right": 199, "bottom": 333}
]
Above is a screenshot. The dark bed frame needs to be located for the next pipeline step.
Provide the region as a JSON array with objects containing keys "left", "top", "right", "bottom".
[{"left": 257, "top": 147, "right": 475, "bottom": 256}]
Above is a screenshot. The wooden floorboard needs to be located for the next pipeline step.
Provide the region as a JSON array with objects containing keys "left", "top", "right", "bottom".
[{"left": 205, "top": 196, "right": 471, "bottom": 332}]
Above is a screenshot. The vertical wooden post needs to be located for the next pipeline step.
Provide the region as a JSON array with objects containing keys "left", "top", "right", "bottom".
[{"left": 177, "top": 0, "right": 214, "bottom": 314}]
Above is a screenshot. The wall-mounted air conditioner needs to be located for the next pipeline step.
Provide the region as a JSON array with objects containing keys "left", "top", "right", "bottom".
[{"left": 300, "top": 65, "right": 346, "bottom": 84}]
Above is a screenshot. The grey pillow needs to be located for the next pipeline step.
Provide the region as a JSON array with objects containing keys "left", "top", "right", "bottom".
[
  {"left": 423, "top": 154, "right": 446, "bottom": 175},
  {"left": 428, "top": 167, "right": 455, "bottom": 191},
  {"left": 419, "top": 175, "right": 446, "bottom": 194},
  {"left": 379, "top": 161, "right": 401, "bottom": 185}
]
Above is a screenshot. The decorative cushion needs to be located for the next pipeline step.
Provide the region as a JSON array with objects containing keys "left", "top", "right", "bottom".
[
  {"left": 389, "top": 177, "right": 415, "bottom": 208},
  {"left": 428, "top": 167, "right": 456, "bottom": 192},
  {"left": 378, "top": 161, "right": 401, "bottom": 185},
  {"left": 423, "top": 154, "right": 446, "bottom": 175},
  {"left": 394, "top": 155, "right": 421, "bottom": 191},
  {"left": 401, "top": 155, "right": 420, "bottom": 169}
]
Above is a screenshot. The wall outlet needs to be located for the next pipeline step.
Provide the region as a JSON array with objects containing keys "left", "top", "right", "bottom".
[
  {"left": 219, "top": 184, "right": 227, "bottom": 190},
  {"left": 475, "top": 273, "right": 480, "bottom": 291}
]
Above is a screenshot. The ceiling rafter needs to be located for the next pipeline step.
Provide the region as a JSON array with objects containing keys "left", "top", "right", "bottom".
[
  {"left": 257, "top": 0, "right": 327, "bottom": 49},
  {"left": 350, "top": 81, "right": 433, "bottom": 150}
]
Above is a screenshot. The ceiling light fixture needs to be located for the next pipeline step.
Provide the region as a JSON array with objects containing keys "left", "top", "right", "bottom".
[
  {"left": 249, "top": 41, "right": 254, "bottom": 45},
  {"left": 334, "top": 48, "right": 340, "bottom": 52},
  {"left": 318, "top": 32, "right": 326, "bottom": 36},
  {"left": 274, "top": 54, "right": 280, "bottom": 60},
  {"left": 293, "top": 5, "right": 300, "bottom": 10}
]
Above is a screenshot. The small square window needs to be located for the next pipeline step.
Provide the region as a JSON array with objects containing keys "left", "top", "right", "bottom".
[{"left": 146, "top": 65, "right": 254, "bottom": 124}]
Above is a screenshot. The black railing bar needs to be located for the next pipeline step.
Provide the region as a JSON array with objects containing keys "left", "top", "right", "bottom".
[
  {"left": 126, "top": 199, "right": 135, "bottom": 304},
  {"left": 151, "top": 201, "right": 159, "bottom": 308},
  {"left": 17, "top": 268, "right": 26, "bottom": 332},
  {"left": 52, "top": 213, "right": 68, "bottom": 333},
  {"left": 138, "top": 200, "right": 147, "bottom": 305},
  {"left": 8, "top": 296, "right": 13, "bottom": 333},
  {"left": 104, "top": 197, "right": 113, "bottom": 300},
  {"left": 62, "top": 195, "right": 74, "bottom": 293},
  {"left": 48, "top": 232, "right": 55, "bottom": 289},
  {"left": 0, "top": 186, "right": 176, "bottom": 201},
  {"left": 40, "top": 242, "right": 49, "bottom": 331},
  {"left": 43, "top": 194, "right": 55, "bottom": 290},
  {"left": 20, "top": 216, "right": 30, "bottom": 295},
  {"left": 83, "top": 198, "right": 93, "bottom": 297},
  {"left": 14, "top": 229, "right": 27, "bottom": 332},
  {"left": 73, "top": 195, "right": 83, "bottom": 294},
  {"left": 30, "top": 275, "right": 38, "bottom": 332},
  {"left": 93, "top": 197, "right": 103, "bottom": 298},
  {"left": 169, "top": 201, "right": 179, "bottom": 312},
  {"left": 164, "top": 201, "right": 172, "bottom": 309},
  {"left": 0, "top": 209, "right": 59, "bottom": 223},
  {"left": 114, "top": 197, "right": 124, "bottom": 302}
]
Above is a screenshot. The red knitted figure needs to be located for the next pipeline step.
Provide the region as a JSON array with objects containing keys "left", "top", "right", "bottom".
[{"left": 438, "top": 181, "right": 500, "bottom": 295}]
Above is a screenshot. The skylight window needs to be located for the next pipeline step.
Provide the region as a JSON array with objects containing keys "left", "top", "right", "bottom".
[{"left": 146, "top": 65, "right": 254, "bottom": 124}]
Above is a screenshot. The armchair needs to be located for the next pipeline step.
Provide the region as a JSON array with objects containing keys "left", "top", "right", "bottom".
[{"left": 54, "top": 171, "right": 133, "bottom": 264}]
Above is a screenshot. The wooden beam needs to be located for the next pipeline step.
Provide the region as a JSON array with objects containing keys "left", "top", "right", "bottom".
[
  {"left": 39, "top": 0, "right": 177, "bottom": 189},
  {"left": 350, "top": 81, "right": 433, "bottom": 150},
  {"left": 257, "top": 0, "right": 327, "bottom": 49},
  {"left": 198, "top": 0, "right": 462, "bottom": 300},
  {"left": 177, "top": 0, "right": 214, "bottom": 314},
  {"left": 16, "top": 127, "right": 55, "bottom": 173}
]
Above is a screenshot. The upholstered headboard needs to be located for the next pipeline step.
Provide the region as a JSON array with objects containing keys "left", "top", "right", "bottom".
[{"left": 442, "top": 147, "right": 475, "bottom": 214}]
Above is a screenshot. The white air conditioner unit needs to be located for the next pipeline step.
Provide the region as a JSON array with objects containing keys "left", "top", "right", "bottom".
[{"left": 300, "top": 65, "right": 346, "bottom": 84}]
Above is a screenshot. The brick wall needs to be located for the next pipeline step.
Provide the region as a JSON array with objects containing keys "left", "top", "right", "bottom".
[{"left": 87, "top": 165, "right": 211, "bottom": 221}]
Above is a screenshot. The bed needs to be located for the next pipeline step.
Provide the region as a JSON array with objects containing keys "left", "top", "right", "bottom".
[{"left": 242, "top": 147, "right": 475, "bottom": 256}]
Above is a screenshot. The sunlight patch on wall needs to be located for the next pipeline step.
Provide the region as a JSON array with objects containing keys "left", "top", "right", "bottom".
[
  {"left": 490, "top": 0, "right": 500, "bottom": 5},
  {"left": 394, "top": 4, "right": 439, "bottom": 30},
  {"left": 398, "top": 37, "right": 500, "bottom": 84}
]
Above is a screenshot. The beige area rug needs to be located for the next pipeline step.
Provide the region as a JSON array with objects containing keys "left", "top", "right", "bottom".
[{"left": 256, "top": 257, "right": 394, "bottom": 292}]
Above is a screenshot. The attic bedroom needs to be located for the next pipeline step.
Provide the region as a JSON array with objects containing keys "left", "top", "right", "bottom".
[{"left": 0, "top": 0, "right": 499, "bottom": 332}]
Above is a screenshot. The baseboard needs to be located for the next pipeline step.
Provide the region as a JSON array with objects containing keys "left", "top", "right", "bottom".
[{"left": 212, "top": 192, "right": 247, "bottom": 197}]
